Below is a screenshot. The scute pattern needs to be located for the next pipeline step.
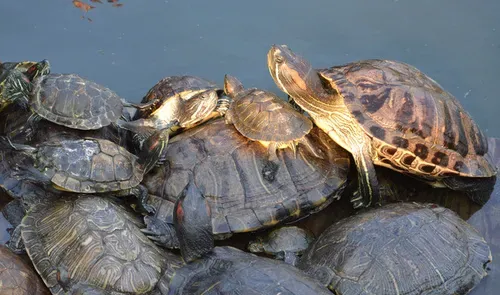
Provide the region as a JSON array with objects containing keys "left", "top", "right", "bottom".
[
  {"left": 35, "top": 138, "right": 143, "bottom": 193},
  {"left": 142, "top": 118, "right": 349, "bottom": 235},
  {"left": 297, "top": 202, "right": 491, "bottom": 295},
  {"left": 319, "top": 60, "right": 495, "bottom": 177},
  {"left": 21, "top": 196, "right": 181, "bottom": 295},
  {"left": 230, "top": 89, "right": 312, "bottom": 142},
  {"left": 31, "top": 74, "right": 123, "bottom": 130}
]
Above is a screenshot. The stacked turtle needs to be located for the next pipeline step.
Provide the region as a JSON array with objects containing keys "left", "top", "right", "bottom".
[{"left": 0, "top": 45, "right": 496, "bottom": 295}]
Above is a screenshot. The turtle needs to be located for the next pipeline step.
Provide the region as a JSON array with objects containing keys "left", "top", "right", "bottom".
[
  {"left": 3, "top": 71, "right": 158, "bottom": 134},
  {"left": 0, "top": 59, "right": 50, "bottom": 112},
  {"left": 223, "top": 74, "right": 323, "bottom": 180},
  {"left": 20, "top": 195, "right": 182, "bottom": 294},
  {"left": 140, "top": 117, "right": 349, "bottom": 254},
  {"left": 296, "top": 202, "right": 491, "bottom": 295},
  {"left": 166, "top": 246, "right": 332, "bottom": 295},
  {"left": 118, "top": 75, "right": 231, "bottom": 144},
  {"left": 267, "top": 44, "right": 497, "bottom": 208},
  {"left": 1, "top": 128, "right": 169, "bottom": 214},
  {"left": 0, "top": 245, "right": 50, "bottom": 295},
  {"left": 247, "top": 226, "right": 314, "bottom": 266}
]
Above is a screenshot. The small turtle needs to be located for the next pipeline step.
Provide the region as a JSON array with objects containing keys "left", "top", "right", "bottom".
[
  {"left": 268, "top": 45, "right": 496, "bottom": 208},
  {"left": 2, "top": 128, "right": 168, "bottom": 213},
  {"left": 248, "top": 226, "right": 314, "bottom": 266},
  {"left": 140, "top": 118, "right": 349, "bottom": 255},
  {"left": 4, "top": 71, "right": 156, "bottom": 132},
  {"left": 297, "top": 202, "right": 491, "bottom": 295},
  {"left": 20, "top": 196, "right": 182, "bottom": 294},
  {"left": 224, "top": 74, "right": 322, "bottom": 180},
  {"left": 167, "top": 246, "right": 332, "bottom": 295},
  {"left": 0, "top": 245, "right": 50, "bottom": 295},
  {"left": 118, "top": 75, "right": 230, "bottom": 143},
  {"left": 0, "top": 60, "right": 50, "bottom": 111}
]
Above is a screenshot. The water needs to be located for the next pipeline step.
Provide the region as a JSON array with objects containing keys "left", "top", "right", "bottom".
[{"left": 1, "top": 0, "right": 499, "bottom": 294}]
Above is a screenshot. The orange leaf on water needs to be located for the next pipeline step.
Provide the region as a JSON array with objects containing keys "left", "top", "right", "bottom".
[
  {"left": 112, "top": 3, "right": 123, "bottom": 7},
  {"left": 90, "top": 0, "right": 103, "bottom": 3},
  {"left": 73, "top": 0, "right": 95, "bottom": 12}
]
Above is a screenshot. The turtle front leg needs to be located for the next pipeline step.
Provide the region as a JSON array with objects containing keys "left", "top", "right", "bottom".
[
  {"left": 142, "top": 216, "right": 180, "bottom": 249},
  {"left": 25, "top": 112, "right": 42, "bottom": 142},
  {"left": 123, "top": 185, "right": 156, "bottom": 214},
  {"left": 350, "top": 144, "right": 380, "bottom": 208},
  {"left": 282, "top": 251, "right": 299, "bottom": 266},
  {"left": 6, "top": 225, "right": 26, "bottom": 254}
]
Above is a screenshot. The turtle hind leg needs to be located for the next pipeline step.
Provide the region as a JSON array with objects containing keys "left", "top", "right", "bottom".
[
  {"left": 351, "top": 146, "right": 380, "bottom": 208},
  {"left": 6, "top": 225, "right": 26, "bottom": 254},
  {"left": 442, "top": 175, "right": 496, "bottom": 205}
]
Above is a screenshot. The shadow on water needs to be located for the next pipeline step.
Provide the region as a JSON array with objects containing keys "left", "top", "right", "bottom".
[{"left": 1, "top": 0, "right": 500, "bottom": 294}]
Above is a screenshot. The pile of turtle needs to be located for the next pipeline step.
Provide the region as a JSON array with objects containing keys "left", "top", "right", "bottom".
[{"left": 0, "top": 45, "right": 498, "bottom": 295}]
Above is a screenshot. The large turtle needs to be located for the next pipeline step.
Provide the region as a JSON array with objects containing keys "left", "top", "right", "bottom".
[
  {"left": 19, "top": 196, "right": 331, "bottom": 295},
  {"left": 20, "top": 195, "right": 182, "bottom": 294},
  {"left": 268, "top": 45, "right": 497, "bottom": 208},
  {"left": 297, "top": 202, "right": 491, "bottom": 295},
  {"left": 141, "top": 117, "right": 349, "bottom": 252},
  {"left": 223, "top": 74, "right": 323, "bottom": 180},
  {"left": 0, "top": 245, "right": 50, "bottom": 295},
  {"left": 0, "top": 60, "right": 50, "bottom": 111},
  {"left": 118, "top": 75, "right": 230, "bottom": 142}
]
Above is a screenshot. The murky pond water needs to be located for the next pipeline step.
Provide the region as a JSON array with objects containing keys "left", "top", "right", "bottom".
[{"left": 1, "top": 0, "right": 499, "bottom": 294}]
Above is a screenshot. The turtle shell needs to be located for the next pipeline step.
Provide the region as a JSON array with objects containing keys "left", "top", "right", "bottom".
[
  {"left": 33, "top": 137, "right": 144, "bottom": 193},
  {"left": 30, "top": 73, "right": 123, "bottom": 130},
  {"left": 228, "top": 88, "right": 312, "bottom": 142},
  {"left": 167, "top": 246, "right": 331, "bottom": 295},
  {"left": 142, "top": 118, "right": 349, "bottom": 236},
  {"left": 298, "top": 202, "right": 491, "bottom": 295},
  {"left": 0, "top": 245, "right": 50, "bottom": 295},
  {"left": 319, "top": 60, "right": 495, "bottom": 178},
  {"left": 21, "top": 196, "right": 181, "bottom": 294},
  {"left": 135, "top": 75, "right": 220, "bottom": 120}
]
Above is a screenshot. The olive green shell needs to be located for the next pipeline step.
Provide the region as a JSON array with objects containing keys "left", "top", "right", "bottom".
[
  {"left": 168, "top": 246, "right": 331, "bottom": 295},
  {"left": 0, "top": 245, "right": 50, "bottom": 295},
  {"left": 21, "top": 196, "right": 182, "bottom": 294},
  {"left": 32, "top": 138, "right": 144, "bottom": 193},
  {"left": 135, "top": 75, "right": 220, "bottom": 120},
  {"left": 228, "top": 88, "right": 312, "bottom": 142},
  {"left": 319, "top": 60, "right": 495, "bottom": 178},
  {"left": 142, "top": 118, "right": 349, "bottom": 235},
  {"left": 30, "top": 73, "right": 123, "bottom": 130},
  {"left": 298, "top": 202, "right": 491, "bottom": 295}
]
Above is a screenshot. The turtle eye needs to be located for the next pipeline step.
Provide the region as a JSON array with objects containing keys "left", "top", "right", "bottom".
[{"left": 275, "top": 54, "right": 285, "bottom": 64}]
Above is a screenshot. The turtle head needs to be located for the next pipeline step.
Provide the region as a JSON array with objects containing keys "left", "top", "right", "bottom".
[
  {"left": 223, "top": 74, "right": 245, "bottom": 99},
  {"left": 174, "top": 180, "right": 214, "bottom": 262},
  {"left": 178, "top": 89, "right": 220, "bottom": 128},
  {"left": 268, "top": 45, "right": 324, "bottom": 100},
  {"left": 247, "top": 237, "right": 265, "bottom": 253},
  {"left": 24, "top": 59, "right": 50, "bottom": 81}
]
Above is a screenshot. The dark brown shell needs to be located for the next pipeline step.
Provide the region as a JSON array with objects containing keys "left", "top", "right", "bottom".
[
  {"left": 319, "top": 59, "right": 495, "bottom": 178},
  {"left": 228, "top": 89, "right": 312, "bottom": 142},
  {"left": 0, "top": 245, "right": 50, "bottom": 295},
  {"left": 31, "top": 74, "right": 123, "bottom": 130},
  {"left": 142, "top": 118, "right": 349, "bottom": 235}
]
